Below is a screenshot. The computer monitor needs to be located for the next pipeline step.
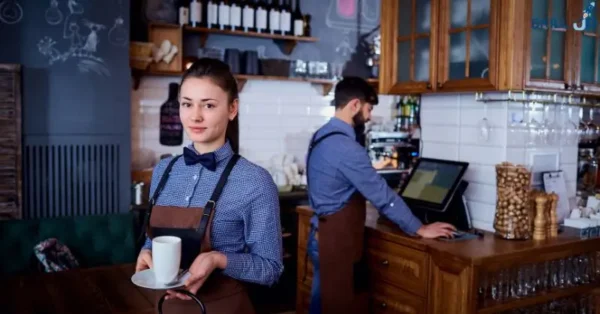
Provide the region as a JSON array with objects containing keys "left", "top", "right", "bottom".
[{"left": 399, "top": 158, "right": 469, "bottom": 213}]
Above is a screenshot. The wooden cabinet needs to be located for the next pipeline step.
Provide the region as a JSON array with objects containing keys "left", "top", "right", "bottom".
[
  {"left": 0, "top": 64, "right": 22, "bottom": 220},
  {"left": 380, "top": 0, "right": 499, "bottom": 94},
  {"left": 379, "top": 0, "right": 600, "bottom": 95},
  {"left": 295, "top": 205, "right": 600, "bottom": 314}
]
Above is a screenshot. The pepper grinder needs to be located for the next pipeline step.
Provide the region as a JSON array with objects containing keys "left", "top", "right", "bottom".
[
  {"left": 549, "top": 193, "right": 559, "bottom": 237},
  {"left": 534, "top": 195, "right": 548, "bottom": 240}
]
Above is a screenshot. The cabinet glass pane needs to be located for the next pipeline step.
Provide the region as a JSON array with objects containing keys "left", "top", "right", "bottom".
[
  {"left": 580, "top": 36, "right": 596, "bottom": 83},
  {"left": 414, "top": 38, "right": 430, "bottom": 81},
  {"left": 530, "top": 29, "right": 547, "bottom": 79},
  {"left": 549, "top": 31, "right": 565, "bottom": 81},
  {"left": 471, "top": 0, "right": 491, "bottom": 26},
  {"left": 531, "top": 0, "right": 548, "bottom": 29},
  {"left": 415, "top": 0, "right": 432, "bottom": 33},
  {"left": 397, "top": 41, "right": 411, "bottom": 82},
  {"left": 398, "top": 0, "right": 412, "bottom": 37},
  {"left": 450, "top": 0, "right": 467, "bottom": 29},
  {"left": 469, "top": 29, "right": 490, "bottom": 78},
  {"left": 449, "top": 32, "right": 467, "bottom": 79},
  {"left": 550, "top": 0, "right": 566, "bottom": 28}
]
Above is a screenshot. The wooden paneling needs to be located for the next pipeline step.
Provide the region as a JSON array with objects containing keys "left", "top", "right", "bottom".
[{"left": 0, "top": 64, "right": 21, "bottom": 220}]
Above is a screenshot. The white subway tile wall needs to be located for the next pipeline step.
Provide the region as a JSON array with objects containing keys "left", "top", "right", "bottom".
[
  {"left": 131, "top": 76, "right": 396, "bottom": 170},
  {"left": 420, "top": 93, "right": 579, "bottom": 232},
  {"left": 132, "top": 80, "right": 581, "bottom": 233}
]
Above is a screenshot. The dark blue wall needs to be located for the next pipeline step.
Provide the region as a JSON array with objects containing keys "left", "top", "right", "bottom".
[{"left": 0, "top": 0, "right": 131, "bottom": 217}]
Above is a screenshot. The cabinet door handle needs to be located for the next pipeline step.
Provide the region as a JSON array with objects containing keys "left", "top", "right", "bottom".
[
  {"left": 381, "top": 260, "right": 389, "bottom": 266},
  {"left": 426, "top": 83, "right": 432, "bottom": 89},
  {"left": 380, "top": 302, "right": 387, "bottom": 308},
  {"left": 437, "top": 82, "right": 442, "bottom": 89}
]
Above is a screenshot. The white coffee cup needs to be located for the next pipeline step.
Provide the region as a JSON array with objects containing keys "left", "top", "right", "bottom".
[{"left": 152, "top": 236, "right": 182, "bottom": 283}]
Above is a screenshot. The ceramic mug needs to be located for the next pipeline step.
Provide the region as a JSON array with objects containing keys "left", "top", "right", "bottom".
[{"left": 152, "top": 236, "right": 182, "bottom": 283}]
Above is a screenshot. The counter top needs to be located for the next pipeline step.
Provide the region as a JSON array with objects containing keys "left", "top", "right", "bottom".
[{"left": 296, "top": 203, "right": 600, "bottom": 270}]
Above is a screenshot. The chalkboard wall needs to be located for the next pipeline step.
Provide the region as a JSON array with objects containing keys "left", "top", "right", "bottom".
[
  {"left": 0, "top": 0, "right": 132, "bottom": 217},
  {"left": 131, "top": 0, "right": 381, "bottom": 78}
]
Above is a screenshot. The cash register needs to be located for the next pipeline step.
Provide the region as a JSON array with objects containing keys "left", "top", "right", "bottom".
[{"left": 396, "top": 157, "right": 476, "bottom": 240}]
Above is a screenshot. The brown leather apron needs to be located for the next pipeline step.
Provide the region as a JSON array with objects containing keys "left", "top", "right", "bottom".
[
  {"left": 307, "top": 131, "right": 370, "bottom": 314},
  {"left": 142, "top": 154, "right": 255, "bottom": 314}
]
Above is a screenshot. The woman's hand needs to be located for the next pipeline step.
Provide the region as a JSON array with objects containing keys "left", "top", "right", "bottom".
[
  {"left": 165, "top": 251, "right": 227, "bottom": 300},
  {"left": 135, "top": 249, "right": 153, "bottom": 272}
]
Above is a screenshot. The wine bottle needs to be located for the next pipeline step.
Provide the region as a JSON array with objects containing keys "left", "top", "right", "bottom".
[
  {"left": 292, "top": 0, "right": 303, "bottom": 36},
  {"left": 303, "top": 13, "right": 311, "bottom": 36},
  {"left": 207, "top": 0, "right": 218, "bottom": 28},
  {"left": 190, "top": 0, "right": 202, "bottom": 27},
  {"left": 230, "top": 0, "right": 242, "bottom": 30},
  {"left": 268, "top": 0, "right": 280, "bottom": 35},
  {"left": 160, "top": 83, "right": 183, "bottom": 146},
  {"left": 179, "top": 1, "right": 190, "bottom": 26},
  {"left": 279, "top": 0, "right": 291, "bottom": 35},
  {"left": 255, "top": 0, "right": 268, "bottom": 33},
  {"left": 242, "top": 0, "right": 255, "bottom": 32},
  {"left": 218, "top": 0, "right": 231, "bottom": 30}
]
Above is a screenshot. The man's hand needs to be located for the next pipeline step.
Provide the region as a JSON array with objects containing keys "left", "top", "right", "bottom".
[
  {"left": 416, "top": 222, "right": 456, "bottom": 239},
  {"left": 135, "top": 249, "right": 153, "bottom": 272},
  {"left": 165, "top": 251, "right": 227, "bottom": 300}
]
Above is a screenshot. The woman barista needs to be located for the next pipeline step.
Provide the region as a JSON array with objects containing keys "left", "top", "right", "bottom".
[{"left": 135, "top": 58, "right": 283, "bottom": 313}]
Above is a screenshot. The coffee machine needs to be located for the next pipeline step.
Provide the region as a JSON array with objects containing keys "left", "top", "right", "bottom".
[{"left": 367, "top": 131, "right": 420, "bottom": 190}]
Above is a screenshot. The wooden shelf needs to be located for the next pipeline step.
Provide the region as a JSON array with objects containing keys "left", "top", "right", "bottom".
[
  {"left": 184, "top": 25, "right": 317, "bottom": 55},
  {"left": 147, "top": 23, "right": 317, "bottom": 55},
  {"left": 133, "top": 70, "right": 380, "bottom": 96}
]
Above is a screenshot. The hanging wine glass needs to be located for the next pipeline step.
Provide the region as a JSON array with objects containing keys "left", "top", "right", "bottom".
[{"left": 477, "top": 103, "right": 491, "bottom": 143}]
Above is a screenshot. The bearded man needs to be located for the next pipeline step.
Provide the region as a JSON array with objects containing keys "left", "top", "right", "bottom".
[{"left": 304, "top": 77, "right": 456, "bottom": 314}]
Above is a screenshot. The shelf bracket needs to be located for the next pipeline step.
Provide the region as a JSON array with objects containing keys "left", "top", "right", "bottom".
[
  {"left": 236, "top": 77, "right": 248, "bottom": 93},
  {"left": 274, "top": 39, "right": 297, "bottom": 55},
  {"left": 198, "top": 33, "right": 209, "bottom": 48},
  {"left": 318, "top": 82, "right": 335, "bottom": 96}
]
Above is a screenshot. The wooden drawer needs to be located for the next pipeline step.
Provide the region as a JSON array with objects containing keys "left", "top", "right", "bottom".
[
  {"left": 366, "top": 236, "right": 429, "bottom": 297},
  {"left": 370, "top": 281, "right": 426, "bottom": 314},
  {"left": 295, "top": 283, "right": 311, "bottom": 314},
  {"left": 296, "top": 247, "right": 314, "bottom": 287}
]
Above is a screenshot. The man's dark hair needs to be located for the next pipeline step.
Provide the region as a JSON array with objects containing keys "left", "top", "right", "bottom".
[{"left": 333, "top": 76, "right": 379, "bottom": 109}]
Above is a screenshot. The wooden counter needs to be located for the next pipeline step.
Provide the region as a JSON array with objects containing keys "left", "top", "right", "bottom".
[{"left": 295, "top": 204, "right": 600, "bottom": 314}]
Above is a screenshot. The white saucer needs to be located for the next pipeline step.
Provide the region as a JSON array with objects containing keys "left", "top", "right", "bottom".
[{"left": 131, "top": 269, "right": 191, "bottom": 290}]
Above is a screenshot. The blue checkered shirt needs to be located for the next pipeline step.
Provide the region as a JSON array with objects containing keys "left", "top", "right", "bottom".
[
  {"left": 142, "top": 141, "right": 284, "bottom": 286},
  {"left": 307, "top": 117, "right": 423, "bottom": 235}
]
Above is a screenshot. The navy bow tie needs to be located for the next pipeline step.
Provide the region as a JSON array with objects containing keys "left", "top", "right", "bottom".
[{"left": 183, "top": 147, "right": 217, "bottom": 171}]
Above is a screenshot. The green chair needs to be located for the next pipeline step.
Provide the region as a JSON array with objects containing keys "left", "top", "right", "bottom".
[{"left": 0, "top": 212, "right": 138, "bottom": 275}]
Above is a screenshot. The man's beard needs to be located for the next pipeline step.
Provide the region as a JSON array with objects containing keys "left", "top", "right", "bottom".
[
  {"left": 352, "top": 112, "right": 367, "bottom": 127},
  {"left": 353, "top": 112, "right": 367, "bottom": 146}
]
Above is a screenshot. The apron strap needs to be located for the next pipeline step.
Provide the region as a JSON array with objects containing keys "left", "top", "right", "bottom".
[
  {"left": 305, "top": 131, "right": 349, "bottom": 211},
  {"left": 196, "top": 154, "right": 241, "bottom": 236},
  {"left": 138, "top": 155, "right": 182, "bottom": 243}
]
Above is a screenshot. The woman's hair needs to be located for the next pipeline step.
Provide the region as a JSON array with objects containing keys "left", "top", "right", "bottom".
[{"left": 179, "top": 58, "right": 239, "bottom": 154}]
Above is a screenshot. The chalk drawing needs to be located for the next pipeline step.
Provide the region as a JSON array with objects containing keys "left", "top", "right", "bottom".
[
  {"left": 335, "top": 35, "right": 355, "bottom": 58},
  {"left": 0, "top": 0, "right": 23, "bottom": 24},
  {"left": 45, "top": 0, "right": 63, "bottom": 25},
  {"left": 325, "top": 0, "right": 379, "bottom": 33},
  {"left": 38, "top": 0, "right": 110, "bottom": 76},
  {"left": 108, "top": 17, "right": 128, "bottom": 46}
]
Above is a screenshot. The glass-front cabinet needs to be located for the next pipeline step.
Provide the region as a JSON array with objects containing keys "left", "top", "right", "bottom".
[
  {"left": 571, "top": 0, "right": 600, "bottom": 93},
  {"left": 379, "top": 0, "right": 438, "bottom": 94},
  {"left": 524, "top": 0, "right": 575, "bottom": 91},
  {"left": 437, "top": 0, "right": 497, "bottom": 91},
  {"left": 379, "top": 0, "right": 498, "bottom": 94}
]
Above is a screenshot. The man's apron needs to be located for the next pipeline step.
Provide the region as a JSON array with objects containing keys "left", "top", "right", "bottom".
[
  {"left": 142, "top": 154, "right": 255, "bottom": 314},
  {"left": 307, "top": 131, "right": 369, "bottom": 314}
]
